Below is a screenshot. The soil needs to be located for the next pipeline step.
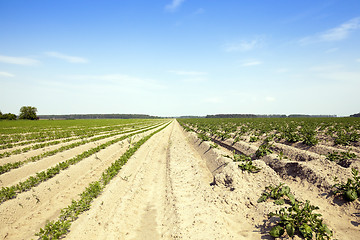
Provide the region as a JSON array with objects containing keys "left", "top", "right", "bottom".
[{"left": 0, "top": 120, "right": 359, "bottom": 239}]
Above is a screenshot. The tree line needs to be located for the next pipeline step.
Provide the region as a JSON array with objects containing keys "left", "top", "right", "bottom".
[{"left": 0, "top": 106, "right": 38, "bottom": 120}]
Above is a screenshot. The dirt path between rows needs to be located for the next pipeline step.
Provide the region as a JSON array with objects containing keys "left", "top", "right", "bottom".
[
  {"left": 66, "top": 120, "right": 254, "bottom": 239},
  {"left": 0, "top": 125, "right": 163, "bottom": 240}
]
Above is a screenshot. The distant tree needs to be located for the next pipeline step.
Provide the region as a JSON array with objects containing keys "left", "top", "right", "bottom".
[
  {"left": 350, "top": 113, "right": 360, "bottom": 117},
  {"left": 19, "top": 106, "right": 38, "bottom": 120},
  {"left": 2, "top": 113, "right": 17, "bottom": 120}
]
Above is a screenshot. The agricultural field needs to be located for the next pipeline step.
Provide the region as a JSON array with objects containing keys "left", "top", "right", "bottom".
[
  {"left": 0, "top": 117, "right": 359, "bottom": 239},
  {"left": 178, "top": 117, "right": 360, "bottom": 239}
]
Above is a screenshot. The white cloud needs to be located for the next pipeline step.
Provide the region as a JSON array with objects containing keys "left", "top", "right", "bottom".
[
  {"left": 265, "top": 97, "right": 276, "bottom": 102},
  {"left": 168, "top": 70, "right": 207, "bottom": 76},
  {"left": 275, "top": 68, "right": 289, "bottom": 73},
  {"left": 45, "top": 51, "right": 88, "bottom": 63},
  {"left": 165, "top": 0, "right": 186, "bottom": 12},
  {"left": 224, "top": 37, "right": 264, "bottom": 52},
  {"left": 0, "top": 55, "right": 40, "bottom": 65},
  {"left": 300, "top": 17, "right": 360, "bottom": 45},
  {"left": 325, "top": 48, "right": 338, "bottom": 53},
  {"left": 193, "top": 8, "right": 205, "bottom": 15},
  {"left": 242, "top": 60, "right": 262, "bottom": 67},
  {"left": 0, "top": 71, "right": 14, "bottom": 77}
]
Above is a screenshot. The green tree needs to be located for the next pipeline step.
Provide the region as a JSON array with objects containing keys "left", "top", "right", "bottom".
[{"left": 19, "top": 106, "right": 38, "bottom": 120}]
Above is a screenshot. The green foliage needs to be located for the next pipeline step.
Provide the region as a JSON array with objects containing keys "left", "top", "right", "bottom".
[
  {"left": 257, "top": 183, "right": 295, "bottom": 205},
  {"left": 255, "top": 142, "right": 273, "bottom": 158},
  {"left": 0, "top": 112, "right": 17, "bottom": 120},
  {"left": 197, "top": 132, "right": 211, "bottom": 142},
  {"left": 19, "top": 106, "right": 38, "bottom": 120},
  {"left": 224, "top": 150, "right": 251, "bottom": 162},
  {"left": 326, "top": 150, "right": 357, "bottom": 162},
  {"left": 333, "top": 168, "right": 360, "bottom": 201},
  {"left": 249, "top": 136, "right": 259, "bottom": 142},
  {"left": 268, "top": 200, "right": 332, "bottom": 239},
  {"left": 224, "top": 151, "right": 260, "bottom": 173},
  {"left": 35, "top": 122, "right": 171, "bottom": 239},
  {"left": 238, "top": 160, "right": 261, "bottom": 173}
]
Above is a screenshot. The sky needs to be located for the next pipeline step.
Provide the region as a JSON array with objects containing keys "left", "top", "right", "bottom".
[{"left": 0, "top": 0, "right": 359, "bottom": 117}]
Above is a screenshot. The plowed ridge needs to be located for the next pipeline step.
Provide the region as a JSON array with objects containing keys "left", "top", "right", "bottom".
[{"left": 66, "top": 121, "right": 248, "bottom": 239}]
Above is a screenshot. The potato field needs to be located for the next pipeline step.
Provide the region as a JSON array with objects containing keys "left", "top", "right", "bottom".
[{"left": 0, "top": 118, "right": 359, "bottom": 239}]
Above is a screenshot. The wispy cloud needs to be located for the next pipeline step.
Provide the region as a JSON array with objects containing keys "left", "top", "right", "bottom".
[
  {"left": 275, "top": 68, "right": 289, "bottom": 73},
  {"left": 45, "top": 51, "right": 88, "bottom": 63},
  {"left": 325, "top": 48, "right": 338, "bottom": 53},
  {"left": 193, "top": 8, "right": 205, "bottom": 15},
  {"left": 265, "top": 96, "right": 276, "bottom": 102},
  {"left": 242, "top": 60, "right": 262, "bottom": 67},
  {"left": 168, "top": 70, "right": 207, "bottom": 76},
  {"left": 300, "top": 17, "right": 360, "bottom": 45},
  {"left": 0, "top": 71, "right": 14, "bottom": 77},
  {"left": 224, "top": 38, "right": 263, "bottom": 52},
  {"left": 165, "top": 0, "right": 186, "bottom": 12},
  {"left": 0, "top": 55, "right": 40, "bottom": 66}
]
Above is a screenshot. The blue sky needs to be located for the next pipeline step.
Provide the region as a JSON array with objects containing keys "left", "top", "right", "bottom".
[{"left": 1, "top": 0, "right": 359, "bottom": 117}]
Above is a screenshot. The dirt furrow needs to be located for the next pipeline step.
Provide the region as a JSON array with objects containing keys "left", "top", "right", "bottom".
[
  {"left": 0, "top": 127, "right": 163, "bottom": 240},
  {"left": 0, "top": 125, "right": 158, "bottom": 188},
  {"left": 66, "top": 121, "right": 247, "bottom": 239}
]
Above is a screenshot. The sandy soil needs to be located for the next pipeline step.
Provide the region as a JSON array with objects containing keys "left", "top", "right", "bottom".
[
  {"left": 66, "top": 121, "right": 255, "bottom": 239},
  {"left": 0, "top": 124, "right": 164, "bottom": 240},
  {"left": 1, "top": 120, "right": 359, "bottom": 239}
]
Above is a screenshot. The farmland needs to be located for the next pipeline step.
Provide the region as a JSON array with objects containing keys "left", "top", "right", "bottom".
[{"left": 0, "top": 117, "right": 359, "bottom": 239}]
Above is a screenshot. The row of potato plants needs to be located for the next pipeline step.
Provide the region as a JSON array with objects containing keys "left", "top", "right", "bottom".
[
  {"left": 0, "top": 123, "right": 158, "bottom": 175},
  {"left": 0, "top": 121, "right": 159, "bottom": 160},
  {"left": 179, "top": 119, "right": 360, "bottom": 201},
  {"left": 0, "top": 122, "right": 164, "bottom": 174},
  {"left": 178, "top": 117, "right": 360, "bottom": 147},
  {"left": 178, "top": 119, "right": 359, "bottom": 239},
  {"left": 0, "top": 122, "right": 167, "bottom": 203},
  {"left": 0, "top": 119, "right": 158, "bottom": 147},
  {"left": 34, "top": 122, "right": 171, "bottom": 239}
]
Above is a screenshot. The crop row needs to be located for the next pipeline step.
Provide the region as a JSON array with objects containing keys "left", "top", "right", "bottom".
[
  {"left": 0, "top": 122, "right": 163, "bottom": 175},
  {"left": 0, "top": 121, "right": 160, "bottom": 160},
  {"left": 0, "top": 119, "right": 160, "bottom": 146},
  {"left": 0, "top": 121, "right": 168, "bottom": 204},
  {"left": 178, "top": 118, "right": 360, "bottom": 147},
  {"left": 34, "top": 122, "right": 171, "bottom": 239},
  {"left": 179, "top": 119, "right": 359, "bottom": 202}
]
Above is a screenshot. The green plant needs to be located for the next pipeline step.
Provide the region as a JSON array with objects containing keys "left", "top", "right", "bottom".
[
  {"left": 224, "top": 151, "right": 251, "bottom": 162},
  {"left": 238, "top": 161, "right": 261, "bottom": 173},
  {"left": 197, "top": 133, "right": 211, "bottom": 142},
  {"left": 258, "top": 183, "right": 295, "bottom": 205},
  {"left": 209, "top": 142, "right": 219, "bottom": 149},
  {"left": 333, "top": 168, "right": 360, "bottom": 201},
  {"left": 326, "top": 150, "right": 357, "bottom": 162},
  {"left": 255, "top": 142, "right": 273, "bottom": 158},
  {"left": 268, "top": 200, "right": 332, "bottom": 239},
  {"left": 249, "top": 136, "right": 259, "bottom": 142},
  {"left": 277, "top": 151, "right": 288, "bottom": 161}
]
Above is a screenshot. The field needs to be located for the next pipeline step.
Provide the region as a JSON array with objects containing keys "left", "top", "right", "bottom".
[{"left": 0, "top": 118, "right": 359, "bottom": 239}]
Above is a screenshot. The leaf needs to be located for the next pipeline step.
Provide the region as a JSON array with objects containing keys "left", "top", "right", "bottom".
[
  {"left": 269, "top": 225, "right": 284, "bottom": 238},
  {"left": 274, "top": 199, "right": 285, "bottom": 205},
  {"left": 344, "top": 189, "right": 358, "bottom": 201},
  {"left": 299, "top": 223, "right": 313, "bottom": 239},
  {"left": 257, "top": 193, "right": 268, "bottom": 203},
  {"left": 285, "top": 223, "right": 295, "bottom": 237},
  {"left": 286, "top": 192, "right": 296, "bottom": 205}
]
